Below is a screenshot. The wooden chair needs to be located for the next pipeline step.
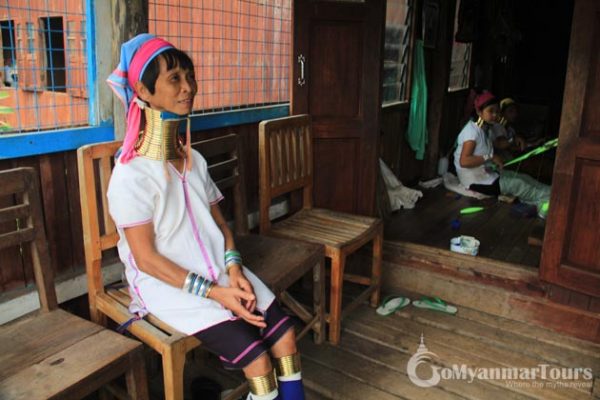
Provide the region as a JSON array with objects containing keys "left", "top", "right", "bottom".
[
  {"left": 258, "top": 114, "right": 383, "bottom": 345},
  {"left": 0, "top": 167, "right": 148, "bottom": 400},
  {"left": 78, "top": 135, "right": 324, "bottom": 400},
  {"left": 195, "top": 134, "right": 326, "bottom": 344}
]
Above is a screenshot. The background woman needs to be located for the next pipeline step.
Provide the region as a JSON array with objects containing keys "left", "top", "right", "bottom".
[{"left": 454, "top": 92, "right": 550, "bottom": 215}]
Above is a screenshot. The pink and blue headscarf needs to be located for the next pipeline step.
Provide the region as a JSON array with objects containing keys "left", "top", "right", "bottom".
[{"left": 107, "top": 34, "right": 174, "bottom": 163}]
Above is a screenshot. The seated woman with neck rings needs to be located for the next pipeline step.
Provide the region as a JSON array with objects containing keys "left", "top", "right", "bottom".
[
  {"left": 106, "top": 34, "right": 305, "bottom": 400},
  {"left": 453, "top": 92, "right": 550, "bottom": 213}
]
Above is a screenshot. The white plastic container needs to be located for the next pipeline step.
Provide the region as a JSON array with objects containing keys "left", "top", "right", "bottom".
[{"left": 450, "top": 236, "right": 480, "bottom": 256}]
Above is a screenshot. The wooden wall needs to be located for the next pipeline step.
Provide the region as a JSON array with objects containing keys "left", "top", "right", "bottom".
[
  {"left": 0, "top": 152, "right": 83, "bottom": 292},
  {"left": 546, "top": 284, "right": 600, "bottom": 315},
  {"left": 0, "top": 122, "right": 262, "bottom": 294},
  {"left": 439, "top": 89, "right": 470, "bottom": 163},
  {"left": 380, "top": 103, "right": 422, "bottom": 185},
  {"left": 379, "top": 90, "right": 469, "bottom": 186}
]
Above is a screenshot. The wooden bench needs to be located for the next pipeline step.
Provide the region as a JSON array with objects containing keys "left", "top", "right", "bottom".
[
  {"left": 0, "top": 167, "right": 148, "bottom": 400},
  {"left": 78, "top": 134, "right": 325, "bottom": 400}
]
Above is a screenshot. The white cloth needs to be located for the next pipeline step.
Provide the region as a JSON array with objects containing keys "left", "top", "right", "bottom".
[
  {"left": 443, "top": 172, "right": 491, "bottom": 200},
  {"left": 379, "top": 159, "right": 422, "bottom": 210},
  {"left": 453, "top": 121, "right": 499, "bottom": 189},
  {"left": 107, "top": 150, "right": 275, "bottom": 335}
]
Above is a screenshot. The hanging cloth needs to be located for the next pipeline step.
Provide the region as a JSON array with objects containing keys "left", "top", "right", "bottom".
[{"left": 406, "top": 40, "right": 428, "bottom": 160}]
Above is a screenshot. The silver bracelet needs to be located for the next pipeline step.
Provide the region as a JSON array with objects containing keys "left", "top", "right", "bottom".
[
  {"left": 197, "top": 279, "right": 209, "bottom": 297},
  {"left": 191, "top": 275, "right": 203, "bottom": 295},
  {"left": 183, "top": 271, "right": 195, "bottom": 292}
]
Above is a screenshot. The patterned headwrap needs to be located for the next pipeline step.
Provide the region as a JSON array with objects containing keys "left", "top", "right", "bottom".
[{"left": 107, "top": 33, "right": 174, "bottom": 163}]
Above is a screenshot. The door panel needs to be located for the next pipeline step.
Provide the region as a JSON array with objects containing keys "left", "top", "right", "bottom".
[
  {"left": 564, "top": 159, "right": 600, "bottom": 272},
  {"left": 540, "top": 0, "right": 600, "bottom": 297},
  {"left": 314, "top": 139, "right": 359, "bottom": 213},
  {"left": 309, "top": 22, "right": 362, "bottom": 117},
  {"left": 293, "top": 0, "right": 384, "bottom": 216},
  {"left": 581, "top": 12, "right": 600, "bottom": 137}
]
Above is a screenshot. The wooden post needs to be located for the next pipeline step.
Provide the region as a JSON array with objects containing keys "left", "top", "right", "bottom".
[
  {"left": 423, "top": 0, "right": 456, "bottom": 179},
  {"left": 95, "top": 0, "right": 115, "bottom": 125},
  {"left": 110, "top": 0, "right": 148, "bottom": 139}
]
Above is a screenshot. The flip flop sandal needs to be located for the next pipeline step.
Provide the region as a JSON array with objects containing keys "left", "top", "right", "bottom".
[
  {"left": 412, "top": 296, "right": 457, "bottom": 315},
  {"left": 376, "top": 296, "right": 411, "bottom": 316}
]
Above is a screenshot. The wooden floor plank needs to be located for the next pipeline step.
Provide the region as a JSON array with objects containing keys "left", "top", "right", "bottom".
[
  {"left": 300, "top": 336, "right": 465, "bottom": 400},
  {"left": 391, "top": 304, "right": 600, "bottom": 373},
  {"left": 336, "top": 329, "right": 530, "bottom": 400},
  {"left": 454, "top": 306, "right": 600, "bottom": 357},
  {"left": 488, "top": 208, "right": 539, "bottom": 262},
  {"left": 301, "top": 357, "right": 403, "bottom": 400},
  {"left": 384, "top": 186, "right": 541, "bottom": 267},
  {"left": 389, "top": 287, "right": 600, "bottom": 365},
  {"left": 345, "top": 308, "right": 592, "bottom": 400}
]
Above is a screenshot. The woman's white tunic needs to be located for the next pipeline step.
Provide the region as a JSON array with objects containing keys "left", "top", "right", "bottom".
[{"left": 107, "top": 150, "right": 275, "bottom": 335}]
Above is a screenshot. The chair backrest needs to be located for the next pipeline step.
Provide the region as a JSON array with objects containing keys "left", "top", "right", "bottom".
[
  {"left": 0, "top": 167, "right": 57, "bottom": 313},
  {"left": 78, "top": 135, "right": 249, "bottom": 309},
  {"left": 258, "top": 114, "right": 313, "bottom": 233},
  {"left": 77, "top": 141, "right": 122, "bottom": 321},
  {"left": 192, "top": 133, "right": 249, "bottom": 235}
]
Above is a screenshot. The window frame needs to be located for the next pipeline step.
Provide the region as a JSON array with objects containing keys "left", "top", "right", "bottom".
[
  {"left": 447, "top": 0, "right": 473, "bottom": 92},
  {"left": 382, "top": 0, "right": 417, "bottom": 106}
]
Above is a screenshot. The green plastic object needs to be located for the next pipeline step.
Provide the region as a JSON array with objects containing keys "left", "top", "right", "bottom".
[
  {"left": 406, "top": 40, "right": 428, "bottom": 160},
  {"left": 503, "top": 138, "right": 558, "bottom": 167},
  {"left": 460, "top": 206, "right": 485, "bottom": 215}
]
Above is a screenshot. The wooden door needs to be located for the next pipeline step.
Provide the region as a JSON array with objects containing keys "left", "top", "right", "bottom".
[
  {"left": 539, "top": 0, "right": 600, "bottom": 297},
  {"left": 292, "top": 0, "right": 385, "bottom": 216}
]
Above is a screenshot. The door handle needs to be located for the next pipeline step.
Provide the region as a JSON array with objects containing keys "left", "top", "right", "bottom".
[{"left": 297, "top": 54, "right": 306, "bottom": 87}]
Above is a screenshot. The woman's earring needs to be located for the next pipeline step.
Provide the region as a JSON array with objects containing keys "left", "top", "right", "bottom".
[{"left": 476, "top": 116, "right": 485, "bottom": 128}]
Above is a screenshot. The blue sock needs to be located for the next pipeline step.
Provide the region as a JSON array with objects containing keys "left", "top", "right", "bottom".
[{"left": 277, "top": 372, "right": 305, "bottom": 400}]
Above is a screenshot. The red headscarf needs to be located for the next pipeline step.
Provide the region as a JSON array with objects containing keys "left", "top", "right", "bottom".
[{"left": 474, "top": 91, "right": 497, "bottom": 112}]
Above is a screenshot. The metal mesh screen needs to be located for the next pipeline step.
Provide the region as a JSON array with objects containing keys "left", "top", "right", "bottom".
[{"left": 149, "top": 0, "right": 292, "bottom": 114}]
